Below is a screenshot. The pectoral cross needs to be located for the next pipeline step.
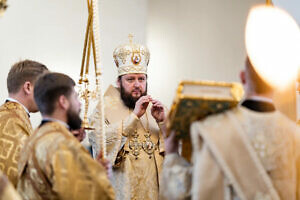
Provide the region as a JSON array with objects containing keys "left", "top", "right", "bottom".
[{"left": 129, "top": 130, "right": 141, "bottom": 159}]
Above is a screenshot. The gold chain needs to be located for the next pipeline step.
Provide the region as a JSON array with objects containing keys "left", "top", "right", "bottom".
[{"left": 139, "top": 112, "right": 149, "bottom": 134}]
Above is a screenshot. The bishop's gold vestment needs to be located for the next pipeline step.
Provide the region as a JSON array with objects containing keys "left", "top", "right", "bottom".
[
  {"left": 17, "top": 121, "right": 115, "bottom": 200},
  {"left": 0, "top": 101, "right": 32, "bottom": 187},
  {"left": 0, "top": 170, "right": 22, "bottom": 200},
  {"left": 89, "top": 85, "right": 165, "bottom": 200},
  {"left": 160, "top": 107, "right": 300, "bottom": 200}
]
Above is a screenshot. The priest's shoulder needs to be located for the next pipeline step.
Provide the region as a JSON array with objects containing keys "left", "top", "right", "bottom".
[
  {"left": 0, "top": 103, "right": 28, "bottom": 129},
  {"left": 191, "top": 107, "right": 238, "bottom": 129},
  {"left": 0, "top": 102, "right": 24, "bottom": 116},
  {"left": 275, "top": 111, "right": 300, "bottom": 135},
  {"left": 34, "top": 125, "right": 80, "bottom": 152}
]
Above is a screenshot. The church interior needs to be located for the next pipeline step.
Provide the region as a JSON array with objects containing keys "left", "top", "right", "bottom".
[
  {"left": 0, "top": 0, "right": 300, "bottom": 199},
  {"left": 0, "top": 0, "right": 299, "bottom": 128}
]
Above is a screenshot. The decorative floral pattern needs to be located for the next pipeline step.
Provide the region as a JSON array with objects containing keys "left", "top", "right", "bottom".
[{"left": 113, "top": 42, "right": 150, "bottom": 76}]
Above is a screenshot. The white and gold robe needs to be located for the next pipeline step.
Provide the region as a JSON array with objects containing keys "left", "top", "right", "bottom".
[
  {"left": 89, "top": 85, "right": 165, "bottom": 200},
  {"left": 160, "top": 106, "right": 300, "bottom": 200},
  {"left": 0, "top": 101, "right": 32, "bottom": 187},
  {"left": 17, "top": 121, "right": 115, "bottom": 200},
  {"left": 0, "top": 170, "right": 21, "bottom": 200}
]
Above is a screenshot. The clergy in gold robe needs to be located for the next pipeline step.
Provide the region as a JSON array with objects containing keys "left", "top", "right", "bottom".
[
  {"left": 160, "top": 58, "right": 300, "bottom": 200},
  {"left": 17, "top": 72, "right": 115, "bottom": 200},
  {"left": 89, "top": 39, "right": 165, "bottom": 200},
  {"left": 0, "top": 170, "right": 22, "bottom": 200},
  {"left": 0, "top": 60, "right": 48, "bottom": 187}
]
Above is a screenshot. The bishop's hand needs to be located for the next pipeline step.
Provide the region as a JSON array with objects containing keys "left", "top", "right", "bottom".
[
  {"left": 133, "top": 95, "right": 152, "bottom": 118},
  {"left": 151, "top": 99, "right": 165, "bottom": 123}
]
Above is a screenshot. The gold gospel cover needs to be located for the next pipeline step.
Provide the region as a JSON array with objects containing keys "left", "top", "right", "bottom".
[{"left": 168, "top": 80, "right": 244, "bottom": 139}]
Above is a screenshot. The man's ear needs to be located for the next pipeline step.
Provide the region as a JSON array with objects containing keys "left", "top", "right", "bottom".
[
  {"left": 23, "top": 81, "right": 33, "bottom": 96},
  {"left": 58, "top": 95, "right": 69, "bottom": 111},
  {"left": 240, "top": 70, "right": 246, "bottom": 85}
]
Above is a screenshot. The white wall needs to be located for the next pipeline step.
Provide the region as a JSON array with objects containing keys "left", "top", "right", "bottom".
[
  {"left": 0, "top": 0, "right": 148, "bottom": 128},
  {"left": 146, "top": 0, "right": 264, "bottom": 107},
  {"left": 273, "top": 0, "right": 300, "bottom": 24},
  {"left": 0, "top": 0, "right": 299, "bottom": 127},
  {"left": 146, "top": 0, "right": 300, "bottom": 120}
]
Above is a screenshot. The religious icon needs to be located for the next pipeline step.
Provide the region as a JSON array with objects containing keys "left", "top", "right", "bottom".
[{"left": 131, "top": 53, "right": 141, "bottom": 65}]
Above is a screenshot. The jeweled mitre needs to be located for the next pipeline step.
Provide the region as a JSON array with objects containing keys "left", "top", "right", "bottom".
[{"left": 113, "top": 40, "right": 150, "bottom": 76}]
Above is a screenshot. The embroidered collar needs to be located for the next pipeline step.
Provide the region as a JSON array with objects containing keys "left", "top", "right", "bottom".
[
  {"left": 6, "top": 97, "right": 30, "bottom": 117},
  {"left": 41, "top": 117, "right": 70, "bottom": 129}
]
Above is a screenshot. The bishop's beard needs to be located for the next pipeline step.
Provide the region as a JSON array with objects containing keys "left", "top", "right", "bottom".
[{"left": 120, "top": 83, "right": 147, "bottom": 109}]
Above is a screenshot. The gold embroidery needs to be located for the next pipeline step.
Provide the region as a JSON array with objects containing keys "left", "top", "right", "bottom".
[
  {"left": 116, "top": 47, "right": 131, "bottom": 65},
  {"left": 128, "top": 113, "right": 157, "bottom": 159},
  {"left": 118, "top": 65, "right": 147, "bottom": 75},
  {"left": 113, "top": 37, "right": 150, "bottom": 76},
  {"left": 0, "top": 139, "right": 13, "bottom": 159},
  {"left": 0, "top": 102, "right": 32, "bottom": 187},
  {"left": 129, "top": 130, "right": 142, "bottom": 159},
  {"left": 142, "top": 132, "right": 156, "bottom": 158}
]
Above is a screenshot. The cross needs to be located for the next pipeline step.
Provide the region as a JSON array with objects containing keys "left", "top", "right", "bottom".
[
  {"left": 266, "top": 0, "right": 272, "bottom": 5},
  {"left": 128, "top": 34, "right": 134, "bottom": 44}
]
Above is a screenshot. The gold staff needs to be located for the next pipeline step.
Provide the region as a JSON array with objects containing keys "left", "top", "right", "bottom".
[
  {"left": 0, "top": 0, "right": 8, "bottom": 17},
  {"left": 79, "top": 0, "right": 106, "bottom": 158}
]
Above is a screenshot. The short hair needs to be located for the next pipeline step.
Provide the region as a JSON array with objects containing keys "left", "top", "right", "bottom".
[
  {"left": 7, "top": 60, "right": 48, "bottom": 94},
  {"left": 34, "top": 72, "right": 76, "bottom": 115},
  {"left": 245, "top": 57, "right": 273, "bottom": 94}
]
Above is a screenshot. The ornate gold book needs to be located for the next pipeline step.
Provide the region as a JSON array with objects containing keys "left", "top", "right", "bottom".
[{"left": 168, "top": 80, "right": 244, "bottom": 139}]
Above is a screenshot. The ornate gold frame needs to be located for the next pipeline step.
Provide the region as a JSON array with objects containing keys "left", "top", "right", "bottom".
[
  {"left": 167, "top": 80, "right": 244, "bottom": 161},
  {"left": 168, "top": 80, "right": 244, "bottom": 133}
]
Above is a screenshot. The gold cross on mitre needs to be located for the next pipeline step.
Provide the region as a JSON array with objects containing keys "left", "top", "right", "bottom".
[
  {"left": 266, "top": 0, "right": 273, "bottom": 5},
  {"left": 128, "top": 34, "right": 134, "bottom": 44}
]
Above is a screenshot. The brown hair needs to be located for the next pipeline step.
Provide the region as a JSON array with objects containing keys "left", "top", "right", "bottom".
[
  {"left": 34, "top": 72, "right": 75, "bottom": 115},
  {"left": 7, "top": 60, "right": 48, "bottom": 94},
  {"left": 246, "top": 58, "right": 273, "bottom": 94}
]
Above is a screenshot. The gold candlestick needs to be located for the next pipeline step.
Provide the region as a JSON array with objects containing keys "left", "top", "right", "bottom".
[{"left": 0, "top": 0, "right": 8, "bottom": 17}]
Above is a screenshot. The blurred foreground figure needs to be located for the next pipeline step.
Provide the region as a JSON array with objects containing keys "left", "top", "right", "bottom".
[
  {"left": 160, "top": 58, "right": 300, "bottom": 200},
  {"left": 0, "top": 170, "right": 21, "bottom": 200}
]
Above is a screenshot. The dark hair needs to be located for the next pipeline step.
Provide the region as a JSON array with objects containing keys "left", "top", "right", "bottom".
[
  {"left": 34, "top": 72, "right": 75, "bottom": 115},
  {"left": 7, "top": 60, "right": 48, "bottom": 94}
]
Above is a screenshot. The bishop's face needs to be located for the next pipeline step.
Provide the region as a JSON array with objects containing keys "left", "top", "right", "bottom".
[{"left": 118, "top": 73, "right": 147, "bottom": 109}]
